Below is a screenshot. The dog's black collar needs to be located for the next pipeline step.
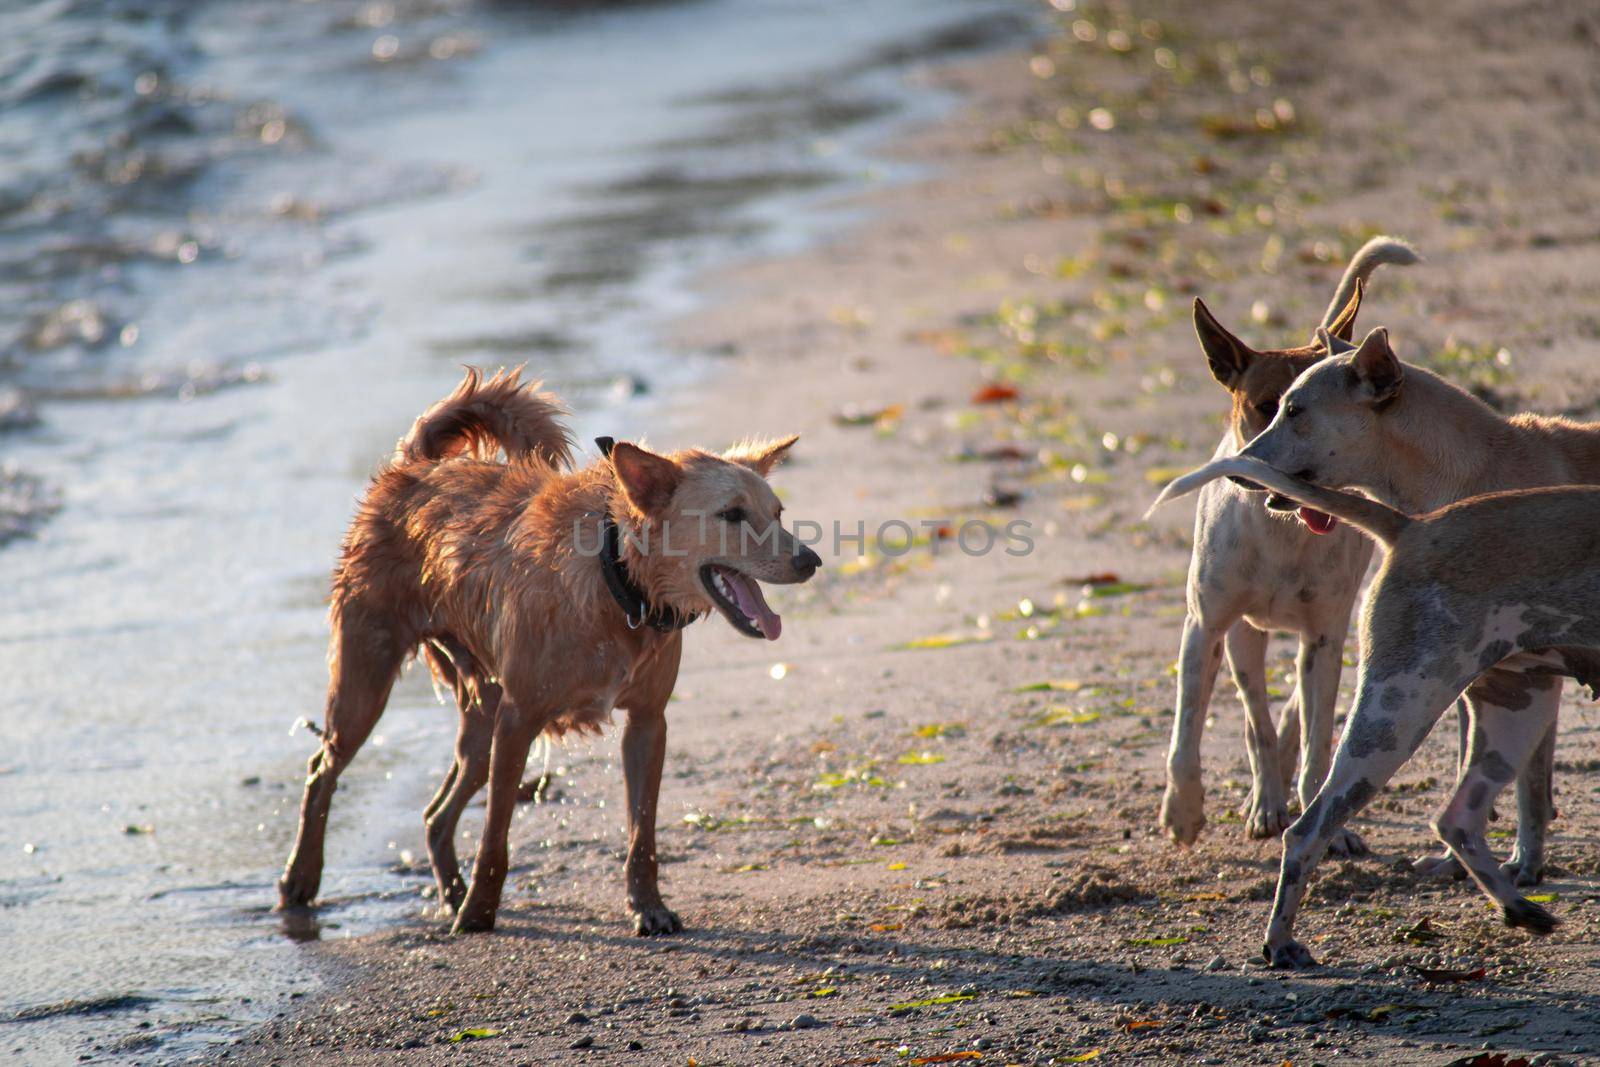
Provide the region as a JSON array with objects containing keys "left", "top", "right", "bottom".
[{"left": 595, "top": 436, "right": 699, "bottom": 634}]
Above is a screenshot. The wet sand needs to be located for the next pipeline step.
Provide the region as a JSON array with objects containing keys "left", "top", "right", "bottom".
[{"left": 226, "top": 0, "right": 1600, "bottom": 1063}]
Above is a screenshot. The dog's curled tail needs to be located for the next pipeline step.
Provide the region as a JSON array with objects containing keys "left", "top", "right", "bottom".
[
  {"left": 1320, "top": 235, "right": 1422, "bottom": 329},
  {"left": 1145, "top": 456, "right": 1412, "bottom": 547},
  {"left": 400, "top": 366, "right": 574, "bottom": 468}
]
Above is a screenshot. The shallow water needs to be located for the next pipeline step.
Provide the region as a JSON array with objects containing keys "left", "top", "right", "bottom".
[{"left": 0, "top": 0, "right": 1034, "bottom": 1062}]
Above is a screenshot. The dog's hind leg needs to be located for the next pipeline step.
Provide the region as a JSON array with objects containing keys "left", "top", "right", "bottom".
[
  {"left": 1264, "top": 668, "right": 1461, "bottom": 968},
  {"left": 417, "top": 638, "right": 498, "bottom": 912},
  {"left": 278, "top": 606, "right": 408, "bottom": 910},
  {"left": 1225, "top": 623, "right": 1290, "bottom": 839},
  {"left": 420, "top": 640, "right": 465, "bottom": 829},
  {"left": 1294, "top": 625, "right": 1367, "bottom": 857},
  {"left": 1504, "top": 705, "right": 1557, "bottom": 887},
  {"left": 1273, "top": 684, "right": 1300, "bottom": 796},
  {"left": 1433, "top": 687, "right": 1561, "bottom": 932},
  {"left": 1161, "top": 614, "right": 1227, "bottom": 846},
  {"left": 1414, "top": 698, "right": 1474, "bottom": 879},
  {"left": 426, "top": 700, "right": 496, "bottom": 913}
]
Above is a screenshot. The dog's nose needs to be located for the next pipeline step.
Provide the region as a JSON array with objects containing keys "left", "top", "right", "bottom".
[{"left": 792, "top": 545, "right": 822, "bottom": 578}]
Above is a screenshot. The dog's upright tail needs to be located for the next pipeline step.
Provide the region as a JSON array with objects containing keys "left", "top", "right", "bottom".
[
  {"left": 1146, "top": 456, "right": 1412, "bottom": 547},
  {"left": 1321, "top": 235, "right": 1422, "bottom": 329},
  {"left": 399, "top": 366, "right": 574, "bottom": 469}
]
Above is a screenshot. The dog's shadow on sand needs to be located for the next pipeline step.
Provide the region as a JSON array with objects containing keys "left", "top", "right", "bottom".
[{"left": 406, "top": 901, "right": 1600, "bottom": 1051}]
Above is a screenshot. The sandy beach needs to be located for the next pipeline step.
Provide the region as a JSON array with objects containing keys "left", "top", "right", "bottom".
[{"left": 219, "top": 0, "right": 1600, "bottom": 1064}]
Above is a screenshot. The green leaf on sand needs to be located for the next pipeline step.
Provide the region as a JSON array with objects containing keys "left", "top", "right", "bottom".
[
  {"left": 894, "top": 633, "right": 992, "bottom": 651},
  {"left": 1014, "top": 679, "right": 1084, "bottom": 693},
  {"left": 447, "top": 1028, "right": 503, "bottom": 1042},
  {"left": 889, "top": 993, "right": 975, "bottom": 1014},
  {"left": 1033, "top": 706, "right": 1101, "bottom": 726}
]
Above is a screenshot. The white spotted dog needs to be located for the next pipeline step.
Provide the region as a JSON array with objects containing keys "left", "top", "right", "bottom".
[
  {"left": 1148, "top": 452, "right": 1600, "bottom": 968},
  {"left": 1161, "top": 237, "right": 1419, "bottom": 851},
  {"left": 1226, "top": 326, "right": 1586, "bottom": 887}
]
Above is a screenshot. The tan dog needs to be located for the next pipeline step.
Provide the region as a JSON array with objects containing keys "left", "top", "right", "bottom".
[
  {"left": 1150, "top": 454, "right": 1600, "bottom": 967},
  {"left": 277, "top": 368, "right": 820, "bottom": 934},
  {"left": 1163, "top": 236, "right": 1416, "bottom": 849}
]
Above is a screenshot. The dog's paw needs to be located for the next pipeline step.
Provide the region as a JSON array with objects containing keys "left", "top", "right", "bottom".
[
  {"left": 1159, "top": 784, "right": 1206, "bottom": 847},
  {"left": 1263, "top": 939, "right": 1318, "bottom": 969},
  {"left": 275, "top": 873, "right": 318, "bottom": 912},
  {"left": 1325, "top": 828, "right": 1369, "bottom": 858},
  {"left": 631, "top": 904, "right": 682, "bottom": 937},
  {"left": 1242, "top": 795, "right": 1291, "bottom": 840},
  {"left": 451, "top": 906, "right": 497, "bottom": 935},
  {"left": 1412, "top": 852, "right": 1465, "bottom": 880},
  {"left": 1502, "top": 851, "right": 1544, "bottom": 888},
  {"left": 1502, "top": 896, "right": 1559, "bottom": 935}
]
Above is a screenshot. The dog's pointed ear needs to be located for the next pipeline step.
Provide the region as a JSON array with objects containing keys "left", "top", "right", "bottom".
[
  {"left": 1350, "top": 326, "right": 1403, "bottom": 407},
  {"left": 1194, "top": 298, "right": 1256, "bottom": 388},
  {"left": 610, "top": 441, "right": 682, "bottom": 517},
  {"left": 725, "top": 434, "right": 798, "bottom": 477},
  {"left": 1325, "top": 277, "right": 1364, "bottom": 342}
]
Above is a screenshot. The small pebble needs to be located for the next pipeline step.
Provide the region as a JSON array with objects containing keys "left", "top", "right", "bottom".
[
  {"left": 1206, "top": 955, "right": 1227, "bottom": 972},
  {"left": 627, "top": 1040, "right": 643, "bottom": 1052},
  {"left": 791, "top": 1012, "right": 819, "bottom": 1030},
  {"left": 567, "top": 1011, "right": 590, "bottom": 1025},
  {"left": 569, "top": 1035, "right": 593, "bottom": 1050}
]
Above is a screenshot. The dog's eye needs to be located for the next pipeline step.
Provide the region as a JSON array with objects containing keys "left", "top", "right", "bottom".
[
  {"left": 718, "top": 507, "right": 746, "bottom": 524},
  {"left": 1254, "top": 399, "right": 1278, "bottom": 420},
  {"left": 1284, "top": 402, "right": 1303, "bottom": 419}
]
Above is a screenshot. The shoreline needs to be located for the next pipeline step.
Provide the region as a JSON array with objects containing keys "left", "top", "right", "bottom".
[
  {"left": 229, "top": 1, "right": 1600, "bottom": 1064},
  {"left": 0, "top": 3, "right": 1041, "bottom": 1064}
]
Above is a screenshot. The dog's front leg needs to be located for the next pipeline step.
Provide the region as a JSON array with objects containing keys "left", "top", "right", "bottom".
[
  {"left": 453, "top": 703, "right": 542, "bottom": 934},
  {"left": 622, "top": 703, "right": 680, "bottom": 936},
  {"left": 1265, "top": 674, "right": 1450, "bottom": 967},
  {"left": 1225, "top": 622, "right": 1289, "bottom": 839},
  {"left": 1160, "top": 614, "right": 1226, "bottom": 846}
]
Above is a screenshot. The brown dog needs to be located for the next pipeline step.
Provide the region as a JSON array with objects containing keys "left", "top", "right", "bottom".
[{"left": 277, "top": 368, "right": 820, "bottom": 934}]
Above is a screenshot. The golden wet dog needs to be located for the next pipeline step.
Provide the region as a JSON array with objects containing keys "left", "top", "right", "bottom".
[{"left": 277, "top": 368, "right": 820, "bottom": 934}]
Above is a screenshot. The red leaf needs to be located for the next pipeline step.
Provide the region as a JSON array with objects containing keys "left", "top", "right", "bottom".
[{"left": 971, "top": 383, "right": 1020, "bottom": 404}]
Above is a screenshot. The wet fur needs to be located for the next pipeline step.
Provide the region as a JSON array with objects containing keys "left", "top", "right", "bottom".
[{"left": 278, "top": 368, "right": 817, "bottom": 935}]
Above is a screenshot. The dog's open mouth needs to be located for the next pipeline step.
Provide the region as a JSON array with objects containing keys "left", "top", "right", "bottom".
[
  {"left": 701, "top": 563, "right": 781, "bottom": 640},
  {"left": 1298, "top": 508, "right": 1338, "bottom": 534},
  {"left": 1264, "top": 492, "right": 1338, "bottom": 534}
]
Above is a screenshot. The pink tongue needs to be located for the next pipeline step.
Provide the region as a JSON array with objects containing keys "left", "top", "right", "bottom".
[
  {"left": 725, "top": 570, "right": 782, "bottom": 640},
  {"left": 1299, "top": 508, "right": 1338, "bottom": 535}
]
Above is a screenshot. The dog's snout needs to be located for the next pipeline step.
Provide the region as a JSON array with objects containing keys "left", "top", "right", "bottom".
[{"left": 792, "top": 544, "right": 822, "bottom": 578}]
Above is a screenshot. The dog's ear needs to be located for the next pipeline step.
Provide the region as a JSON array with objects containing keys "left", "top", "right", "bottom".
[
  {"left": 724, "top": 434, "right": 798, "bottom": 477},
  {"left": 610, "top": 441, "right": 683, "bottom": 517},
  {"left": 1193, "top": 298, "right": 1255, "bottom": 388},
  {"left": 1325, "top": 277, "right": 1364, "bottom": 342},
  {"left": 1350, "top": 326, "right": 1403, "bottom": 407}
]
